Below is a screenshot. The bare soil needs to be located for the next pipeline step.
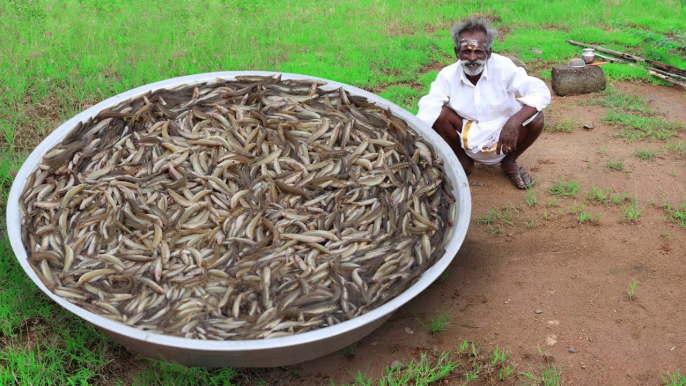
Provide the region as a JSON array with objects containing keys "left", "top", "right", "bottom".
[{"left": 240, "top": 80, "right": 686, "bottom": 385}]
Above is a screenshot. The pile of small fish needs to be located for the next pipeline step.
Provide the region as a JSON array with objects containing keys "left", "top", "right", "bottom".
[{"left": 19, "top": 75, "right": 456, "bottom": 340}]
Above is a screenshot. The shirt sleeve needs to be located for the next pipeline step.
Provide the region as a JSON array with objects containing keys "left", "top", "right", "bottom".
[
  {"left": 416, "top": 69, "right": 451, "bottom": 128},
  {"left": 505, "top": 63, "right": 551, "bottom": 112}
]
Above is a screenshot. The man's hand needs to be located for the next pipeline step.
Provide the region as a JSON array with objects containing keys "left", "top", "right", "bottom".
[
  {"left": 433, "top": 105, "right": 462, "bottom": 149},
  {"left": 496, "top": 117, "right": 521, "bottom": 155},
  {"left": 497, "top": 105, "right": 538, "bottom": 155}
]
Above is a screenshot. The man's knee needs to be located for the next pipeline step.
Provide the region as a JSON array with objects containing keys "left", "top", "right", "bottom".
[
  {"left": 433, "top": 112, "right": 463, "bottom": 142},
  {"left": 527, "top": 110, "right": 545, "bottom": 133}
]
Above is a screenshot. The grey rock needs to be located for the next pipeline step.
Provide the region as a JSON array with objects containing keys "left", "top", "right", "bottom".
[
  {"left": 551, "top": 65, "right": 606, "bottom": 96},
  {"left": 535, "top": 309, "right": 543, "bottom": 314},
  {"left": 569, "top": 58, "right": 586, "bottom": 67},
  {"left": 389, "top": 360, "right": 405, "bottom": 371},
  {"left": 533, "top": 49, "right": 544, "bottom": 54},
  {"left": 583, "top": 121, "right": 594, "bottom": 130},
  {"left": 404, "top": 327, "right": 414, "bottom": 335},
  {"left": 569, "top": 346, "right": 577, "bottom": 353},
  {"left": 471, "top": 181, "right": 485, "bottom": 186},
  {"left": 507, "top": 56, "right": 527, "bottom": 71}
]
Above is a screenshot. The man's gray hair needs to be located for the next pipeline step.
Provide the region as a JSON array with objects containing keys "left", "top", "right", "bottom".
[{"left": 450, "top": 16, "right": 498, "bottom": 50}]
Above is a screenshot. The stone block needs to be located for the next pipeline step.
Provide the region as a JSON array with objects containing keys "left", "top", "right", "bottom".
[
  {"left": 506, "top": 56, "right": 527, "bottom": 71},
  {"left": 551, "top": 65, "right": 606, "bottom": 96}
]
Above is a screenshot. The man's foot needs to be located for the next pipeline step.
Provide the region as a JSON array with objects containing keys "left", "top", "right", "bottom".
[
  {"left": 463, "top": 163, "right": 474, "bottom": 176},
  {"left": 459, "top": 156, "right": 475, "bottom": 176},
  {"left": 503, "top": 166, "right": 534, "bottom": 189}
]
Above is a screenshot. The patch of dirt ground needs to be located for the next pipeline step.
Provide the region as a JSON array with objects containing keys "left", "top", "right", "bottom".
[{"left": 245, "top": 80, "right": 686, "bottom": 385}]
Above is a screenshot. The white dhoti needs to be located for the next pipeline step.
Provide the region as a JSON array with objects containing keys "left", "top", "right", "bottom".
[{"left": 457, "top": 113, "right": 539, "bottom": 165}]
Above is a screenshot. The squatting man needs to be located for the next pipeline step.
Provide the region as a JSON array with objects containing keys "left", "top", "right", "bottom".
[{"left": 417, "top": 16, "right": 551, "bottom": 189}]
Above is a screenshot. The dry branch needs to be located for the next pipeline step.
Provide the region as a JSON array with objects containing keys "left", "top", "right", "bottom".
[
  {"left": 650, "top": 67, "right": 686, "bottom": 83},
  {"left": 565, "top": 40, "right": 686, "bottom": 78},
  {"left": 566, "top": 40, "right": 644, "bottom": 62},
  {"left": 594, "top": 52, "right": 629, "bottom": 64},
  {"left": 648, "top": 70, "right": 686, "bottom": 88}
]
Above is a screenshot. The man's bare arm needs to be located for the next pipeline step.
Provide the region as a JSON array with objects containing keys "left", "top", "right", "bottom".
[{"left": 496, "top": 104, "right": 538, "bottom": 155}]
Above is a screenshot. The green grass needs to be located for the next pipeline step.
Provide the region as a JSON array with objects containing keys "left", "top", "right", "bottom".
[
  {"left": 341, "top": 342, "right": 359, "bottom": 359},
  {"left": 521, "top": 366, "right": 562, "bottom": 386},
  {"left": 379, "top": 85, "right": 424, "bottom": 114},
  {"left": 336, "top": 343, "right": 534, "bottom": 385},
  {"left": 439, "top": 268, "right": 451, "bottom": 283},
  {"left": 602, "top": 62, "right": 675, "bottom": 84},
  {"left": 546, "top": 118, "right": 578, "bottom": 133},
  {"left": 0, "top": 309, "right": 122, "bottom": 385},
  {"left": 635, "top": 149, "right": 655, "bottom": 160},
  {"left": 663, "top": 201, "right": 686, "bottom": 228},
  {"left": 581, "top": 87, "right": 653, "bottom": 113},
  {"left": 623, "top": 198, "right": 643, "bottom": 222},
  {"left": 662, "top": 370, "right": 686, "bottom": 386},
  {"left": 413, "top": 311, "right": 451, "bottom": 335},
  {"left": 665, "top": 141, "right": 686, "bottom": 155},
  {"left": 586, "top": 187, "right": 611, "bottom": 203},
  {"left": 607, "top": 159, "right": 626, "bottom": 172},
  {"left": 569, "top": 202, "right": 600, "bottom": 224},
  {"left": 525, "top": 189, "right": 537, "bottom": 206},
  {"left": 348, "top": 367, "right": 372, "bottom": 386},
  {"left": 473, "top": 206, "right": 520, "bottom": 233},
  {"left": 1, "top": 0, "right": 685, "bottom": 153},
  {"left": 542, "top": 366, "right": 563, "bottom": 386},
  {"left": 608, "top": 112, "right": 683, "bottom": 142},
  {"left": 584, "top": 86, "right": 684, "bottom": 142},
  {"left": 627, "top": 280, "right": 638, "bottom": 301},
  {"left": 548, "top": 178, "right": 580, "bottom": 197},
  {"left": 337, "top": 350, "right": 460, "bottom": 386},
  {"left": 611, "top": 192, "right": 631, "bottom": 204},
  {"left": 133, "top": 363, "right": 241, "bottom": 386},
  {"left": 0, "top": 236, "right": 56, "bottom": 336}
]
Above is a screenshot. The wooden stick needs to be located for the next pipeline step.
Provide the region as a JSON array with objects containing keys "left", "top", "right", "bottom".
[
  {"left": 566, "top": 40, "right": 686, "bottom": 78},
  {"left": 650, "top": 67, "right": 686, "bottom": 83},
  {"left": 594, "top": 52, "right": 629, "bottom": 64},
  {"left": 648, "top": 70, "right": 686, "bottom": 88},
  {"left": 646, "top": 60, "right": 686, "bottom": 77},
  {"left": 566, "top": 40, "right": 644, "bottom": 62},
  {"left": 594, "top": 53, "right": 686, "bottom": 84}
]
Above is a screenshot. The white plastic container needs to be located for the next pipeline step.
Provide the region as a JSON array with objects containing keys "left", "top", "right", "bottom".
[{"left": 7, "top": 71, "right": 471, "bottom": 367}]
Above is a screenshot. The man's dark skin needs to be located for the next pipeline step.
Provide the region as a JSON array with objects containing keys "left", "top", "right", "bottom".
[{"left": 432, "top": 29, "right": 544, "bottom": 181}]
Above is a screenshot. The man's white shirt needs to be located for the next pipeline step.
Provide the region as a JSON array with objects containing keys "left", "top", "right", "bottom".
[{"left": 416, "top": 53, "right": 551, "bottom": 128}]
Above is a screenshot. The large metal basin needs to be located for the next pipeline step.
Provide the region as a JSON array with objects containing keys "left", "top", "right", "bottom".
[{"left": 7, "top": 71, "right": 471, "bottom": 367}]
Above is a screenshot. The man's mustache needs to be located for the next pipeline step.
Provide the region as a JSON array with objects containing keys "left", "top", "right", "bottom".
[
  {"left": 462, "top": 59, "right": 486, "bottom": 75},
  {"left": 463, "top": 59, "right": 486, "bottom": 66}
]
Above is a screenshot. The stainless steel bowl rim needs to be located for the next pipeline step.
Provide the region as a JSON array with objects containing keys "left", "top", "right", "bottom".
[{"left": 7, "top": 71, "right": 471, "bottom": 353}]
